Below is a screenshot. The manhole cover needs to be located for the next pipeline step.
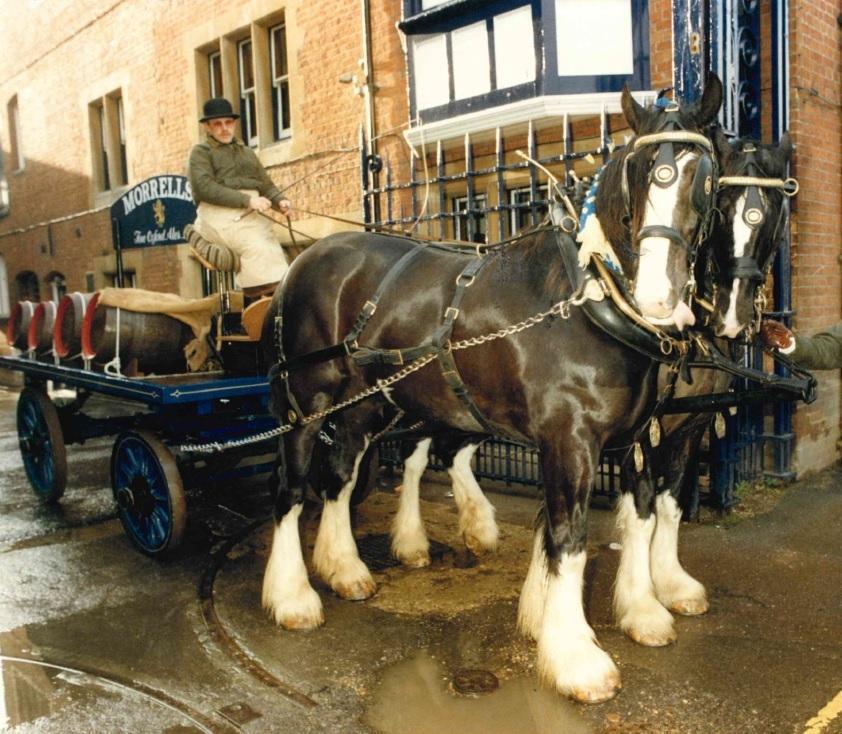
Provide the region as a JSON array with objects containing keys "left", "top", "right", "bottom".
[{"left": 452, "top": 668, "right": 499, "bottom": 695}]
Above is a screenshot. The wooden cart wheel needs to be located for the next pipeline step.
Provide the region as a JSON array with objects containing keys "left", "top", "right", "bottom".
[
  {"left": 16, "top": 386, "right": 67, "bottom": 502},
  {"left": 110, "top": 431, "right": 186, "bottom": 558}
]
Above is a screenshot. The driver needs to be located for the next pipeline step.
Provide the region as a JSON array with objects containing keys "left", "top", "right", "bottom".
[{"left": 187, "top": 97, "right": 290, "bottom": 296}]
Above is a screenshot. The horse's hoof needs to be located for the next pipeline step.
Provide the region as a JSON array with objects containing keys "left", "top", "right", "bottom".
[
  {"left": 570, "top": 678, "right": 622, "bottom": 705},
  {"left": 399, "top": 551, "right": 431, "bottom": 568},
  {"left": 669, "top": 597, "right": 709, "bottom": 616},
  {"left": 625, "top": 625, "right": 676, "bottom": 647},
  {"left": 263, "top": 588, "right": 324, "bottom": 630},
  {"left": 334, "top": 576, "right": 377, "bottom": 601},
  {"left": 463, "top": 531, "right": 499, "bottom": 555},
  {"left": 279, "top": 611, "right": 325, "bottom": 630}
]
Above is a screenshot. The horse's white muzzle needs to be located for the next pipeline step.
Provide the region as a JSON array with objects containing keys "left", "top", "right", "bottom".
[{"left": 640, "top": 300, "right": 696, "bottom": 331}]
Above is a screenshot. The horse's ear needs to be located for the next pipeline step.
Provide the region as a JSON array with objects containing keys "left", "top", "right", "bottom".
[
  {"left": 711, "top": 125, "right": 733, "bottom": 165},
  {"left": 621, "top": 84, "right": 645, "bottom": 133},
  {"left": 693, "top": 73, "right": 723, "bottom": 126}
]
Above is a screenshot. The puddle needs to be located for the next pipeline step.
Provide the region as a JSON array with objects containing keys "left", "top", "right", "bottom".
[
  {"left": 364, "top": 649, "right": 591, "bottom": 734},
  {"left": 0, "top": 654, "right": 215, "bottom": 732}
]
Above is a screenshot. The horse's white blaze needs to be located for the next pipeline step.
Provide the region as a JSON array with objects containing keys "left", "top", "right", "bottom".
[
  {"left": 391, "top": 438, "right": 432, "bottom": 566},
  {"left": 613, "top": 493, "right": 675, "bottom": 646},
  {"left": 312, "top": 440, "right": 376, "bottom": 600},
  {"left": 651, "top": 493, "right": 708, "bottom": 614},
  {"left": 448, "top": 443, "right": 498, "bottom": 553},
  {"left": 262, "top": 504, "right": 324, "bottom": 629},
  {"left": 720, "top": 192, "right": 755, "bottom": 338},
  {"left": 537, "top": 551, "right": 621, "bottom": 702},
  {"left": 518, "top": 528, "right": 549, "bottom": 640},
  {"left": 634, "top": 152, "right": 694, "bottom": 322}
]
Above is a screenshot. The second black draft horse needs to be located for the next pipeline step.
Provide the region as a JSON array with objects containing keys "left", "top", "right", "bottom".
[
  {"left": 261, "top": 77, "right": 723, "bottom": 703},
  {"left": 613, "top": 132, "right": 796, "bottom": 647}
]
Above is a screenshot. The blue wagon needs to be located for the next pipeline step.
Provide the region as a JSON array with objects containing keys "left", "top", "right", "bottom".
[{"left": 1, "top": 355, "right": 278, "bottom": 558}]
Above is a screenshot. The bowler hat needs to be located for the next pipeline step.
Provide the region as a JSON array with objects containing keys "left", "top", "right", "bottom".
[{"left": 200, "top": 97, "right": 240, "bottom": 122}]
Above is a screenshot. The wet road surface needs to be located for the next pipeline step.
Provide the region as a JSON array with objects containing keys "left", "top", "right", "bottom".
[{"left": 0, "top": 383, "right": 840, "bottom": 733}]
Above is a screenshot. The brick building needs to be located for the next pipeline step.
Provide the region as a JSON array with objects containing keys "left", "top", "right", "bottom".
[{"left": 0, "top": 0, "right": 838, "bottom": 474}]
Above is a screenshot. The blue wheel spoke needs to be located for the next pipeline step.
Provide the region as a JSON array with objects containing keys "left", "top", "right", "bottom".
[{"left": 115, "top": 436, "right": 174, "bottom": 552}]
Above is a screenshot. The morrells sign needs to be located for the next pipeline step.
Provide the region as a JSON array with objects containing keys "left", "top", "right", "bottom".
[{"left": 110, "top": 175, "right": 196, "bottom": 250}]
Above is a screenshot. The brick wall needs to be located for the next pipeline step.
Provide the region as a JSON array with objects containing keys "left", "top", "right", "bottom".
[
  {"left": 0, "top": 1, "right": 838, "bottom": 468},
  {"left": 787, "top": 0, "right": 842, "bottom": 472}
]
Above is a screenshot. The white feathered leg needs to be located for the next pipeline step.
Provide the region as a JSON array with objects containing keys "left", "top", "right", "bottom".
[
  {"left": 651, "top": 492, "right": 708, "bottom": 615},
  {"left": 613, "top": 493, "right": 676, "bottom": 646},
  {"left": 537, "top": 550, "right": 621, "bottom": 704},
  {"left": 262, "top": 504, "right": 324, "bottom": 629},
  {"left": 312, "top": 442, "right": 377, "bottom": 600},
  {"left": 448, "top": 444, "right": 498, "bottom": 554},
  {"left": 391, "top": 438, "right": 432, "bottom": 567},
  {"left": 517, "top": 528, "right": 549, "bottom": 640}
]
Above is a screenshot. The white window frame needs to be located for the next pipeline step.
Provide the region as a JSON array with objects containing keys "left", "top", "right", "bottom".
[
  {"left": 452, "top": 193, "right": 488, "bottom": 242},
  {"left": 0, "top": 256, "right": 10, "bottom": 318},
  {"left": 208, "top": 51, "right": 223, "bottom": 98},
  {"left": 8, "top": 95, "right": 24, "bottom": 172},
  {"left": 238, "top": 38, "right": 258, "bottom": 147},
  {"left": 508, "top": 184, "right": 548, "bottom": 233},
  {"left": 270, "top": 23, "right": 291, "bottom": 140},
  {"left": 116, "top": 96, "right": 128, "bottom": 187}
]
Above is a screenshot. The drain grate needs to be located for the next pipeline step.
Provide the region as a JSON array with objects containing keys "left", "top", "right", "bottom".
[{"left": 357, "top": 533, "right": 452, "bottom": 572}]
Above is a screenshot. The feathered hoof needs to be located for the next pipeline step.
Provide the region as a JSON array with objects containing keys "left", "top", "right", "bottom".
[
  {"left": 669, "top": 596, "right": 709, "bottom": 616},
  {"left": 263, "top": 585, "right": 324, "bottom": 631},
  {"left": 539, "top": 637, "right": 622, "bottom": 705},
  {"left": 397, "top": 550, "right": 431, "bottom": 568},
  {"left": 332, "top": 572, "right": 377, "bottom": 601},
  {"left": 619, "top": 600, "right": 677, "bottom": 647},
  {"left": 624, "top": 622, "right": 677, "bottom": 647},
  {"left": 463, "top": 527, "right": 499, "bottom": 555}
]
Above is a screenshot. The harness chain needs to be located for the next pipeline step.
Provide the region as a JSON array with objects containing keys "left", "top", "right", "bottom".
[{"left": 174, "top": 285, "right": 587, "bottom": 454}]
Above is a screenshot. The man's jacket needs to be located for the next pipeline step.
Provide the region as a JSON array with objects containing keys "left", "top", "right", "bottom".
[
  {"left": 188, "top": 137, "right": 283, "bottom": 209},
  {"left": 792, "top": 322, "right": 842, "bottom": 370}
]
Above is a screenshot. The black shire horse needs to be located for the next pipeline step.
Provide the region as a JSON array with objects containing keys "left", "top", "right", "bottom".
[
  {"left": 260, "top": 78, "right": 722, "bottom": 703},
  {"left": 613, "top": 133, "right": 796, "bottom": 647}
]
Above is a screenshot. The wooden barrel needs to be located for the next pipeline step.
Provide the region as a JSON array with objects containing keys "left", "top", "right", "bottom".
[
  {"left": 27, "top": 301, "right": 58, "bottom": 354},
  {"left": 54, "top": 292, "right": 95, "bottom": 359},
  {"left": 81, "top": 292, "right": 194, "bottom": 374},
  {"left": 6, "top": 301, "right": 36, "bottom": 350}
]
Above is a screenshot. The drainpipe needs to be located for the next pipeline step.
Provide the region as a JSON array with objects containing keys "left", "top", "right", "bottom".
[{"left": 361, "top": 0, "right": 381, "bottom": 222}]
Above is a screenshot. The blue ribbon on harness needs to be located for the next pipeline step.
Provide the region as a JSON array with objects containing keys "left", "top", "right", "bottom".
[{"left": 577, "top": 166, "right": 622, "bottom": 273}]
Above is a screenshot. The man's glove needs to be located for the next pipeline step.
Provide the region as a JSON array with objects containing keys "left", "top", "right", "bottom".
[{"left": 760, "top": 320, "right": 794, "bottom": 350}]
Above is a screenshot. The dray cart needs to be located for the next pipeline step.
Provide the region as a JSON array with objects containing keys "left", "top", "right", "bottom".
[{"left": 1, "top": 355, "right": 278, "bottom": 558}]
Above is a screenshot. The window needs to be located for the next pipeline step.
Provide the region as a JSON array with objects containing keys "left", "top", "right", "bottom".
[
  {"left": 7, "top": 95, "right": 24, "bottom": 171},
  {"left": 555, "top": 0, "right": 633, "bottom": 76},
  {"left": 47, "top": 273, "right": 67, "bottom": 302},
  {"left": 209, "top": 51, "right": 223, "bottom": 98},
  {"left": 15, "top": 271, "right": 39, "bottom": 302},
  {"left": 0, "top": 256, "right": 9, "bottom": 318},
  {"left": 452, "top": 194, "right": 488, "bottom": 243},
  {"left": 509, "top": 184, "right": 548, "bottom": 233},
  {"left": 238, "top": 39, "right": 258, "bottom": 147},
  {"left": 117, "top": 97, "right": 128, "bottom": 186},
  {"left": 108, "top": 270, "right": 136, "bottom": 288},
  {"left": 270, "top": 23, "right": 291, "bottom": 139},
  {"left": 0, "top": 148, "right": 8, "bottom": 218},
  {"left": 401, "top": 0, "right": 649, "bottom": 123},
  {"left": 85, "top": 272, "right": 95, "bottom": 292},
  {"left": 93, "top": 101, "right": 110, "bottom": 191},
  {"left": 197, "top": 13, "right": 294, "bottom": 149},
  {"left": 89, "top": 90, "right": 129, "bottom": 192}
]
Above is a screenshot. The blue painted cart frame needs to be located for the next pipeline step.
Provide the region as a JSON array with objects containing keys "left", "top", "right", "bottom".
[{"left": 0, "top": 355, "right": 277, "bottom": 558}]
